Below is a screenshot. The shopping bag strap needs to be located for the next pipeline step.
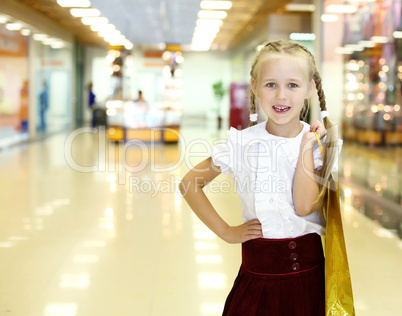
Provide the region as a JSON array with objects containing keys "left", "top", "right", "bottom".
[{"left": 314, "top": 132, "right": 334, "bottom": 181}]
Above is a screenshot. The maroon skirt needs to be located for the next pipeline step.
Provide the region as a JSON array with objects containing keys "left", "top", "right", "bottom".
[{"left": 222, "top": 233, "right": 325, "bottom": 316}]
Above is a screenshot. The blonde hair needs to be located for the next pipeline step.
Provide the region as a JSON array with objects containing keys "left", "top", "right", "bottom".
[{"left": 249, "top": 40, "right": 337, "bottom": 213}]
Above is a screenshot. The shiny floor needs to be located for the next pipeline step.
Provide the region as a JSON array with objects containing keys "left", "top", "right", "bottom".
[{"left": 0, "top": 123, "right": 401, "bottom": 316}]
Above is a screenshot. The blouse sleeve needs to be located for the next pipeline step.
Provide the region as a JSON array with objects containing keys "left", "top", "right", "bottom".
[
  {"left": 210, "top": 128, "right": 238, "bottom": 175},
  {"left": 313, "top": 138, "right": 343, "bottom": 172}
]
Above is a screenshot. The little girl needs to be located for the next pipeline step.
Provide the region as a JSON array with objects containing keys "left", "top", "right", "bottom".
[{"left": 180, "top": 40, "right": 341, "bottom": 315}]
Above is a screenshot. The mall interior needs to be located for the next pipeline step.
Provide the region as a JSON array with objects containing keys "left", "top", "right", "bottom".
[{"left": 0, "top": 0, "right": 401, "bottom": 315}]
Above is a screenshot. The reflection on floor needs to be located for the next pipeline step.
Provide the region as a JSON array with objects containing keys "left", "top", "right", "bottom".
[
  {"left": 0, "top": 124, "right": 401, "bottom": 315},
  {"left": 340, "top": 142, "right": 402, "bottom": 237}
]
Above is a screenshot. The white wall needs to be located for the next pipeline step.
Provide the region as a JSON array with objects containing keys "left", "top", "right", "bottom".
[{"left": 181, "top": 51, "right": 232, "bottom": 119}]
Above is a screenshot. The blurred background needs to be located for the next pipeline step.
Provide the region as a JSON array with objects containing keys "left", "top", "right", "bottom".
[{"left": 0, "top": 0, "right": 401, "bottom": 315}]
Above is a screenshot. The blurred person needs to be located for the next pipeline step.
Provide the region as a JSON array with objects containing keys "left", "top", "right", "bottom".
[
  {"left": 88, "top": 82, "right": 96, "bottom": 127},
  {"left": 180, "top": 40, "right": 342, "bottom": 315},
  {"left": 135, "top": 90, "right": 148, "bottom": 108},
  {"left": 39, "top": 80, "right": 48, "bottom": 132}
]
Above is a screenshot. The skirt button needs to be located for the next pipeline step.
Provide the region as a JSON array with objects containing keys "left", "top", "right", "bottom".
[
  {"left": 290, "top": 253, "right": 298, "bottom": 261},
  {"left": 291, "top": 263, "right": 300, "bottom": 271}
]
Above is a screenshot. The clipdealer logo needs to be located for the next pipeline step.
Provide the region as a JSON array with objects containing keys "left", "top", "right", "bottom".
[{"left": 63, "top": 125, "right": 340, "bottom": 194}]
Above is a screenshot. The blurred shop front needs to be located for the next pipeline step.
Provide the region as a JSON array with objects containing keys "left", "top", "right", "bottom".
[
  {"left": 0, "top": 0, "right": 74, "bottom": 149},
  {"left": 84, "top": 44, "right": 182, "bottom": 144},
  {"left": 0, "top": 22, "right": 29, "bottom": 147},
  {"left": 321, "top": 0, "right": 402, "bottom": 235}
]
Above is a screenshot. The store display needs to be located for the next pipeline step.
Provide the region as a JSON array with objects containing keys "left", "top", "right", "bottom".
[
  {"left": 341, "top": 0, "right": 402, "bottom": 146},
  {"left": 105, "top": 45, "right": 182, "bottom": 143}
]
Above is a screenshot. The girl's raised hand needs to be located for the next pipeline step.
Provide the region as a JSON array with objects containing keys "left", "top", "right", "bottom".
[
  {"left": 222, "top": 219, "right": 262, "bottom": 244},
  {"left": 301, "top": 120, "right": 327, "bottom": 149},
  {"left": 309, "top": 120, "right": 327, "bottom": 139}
]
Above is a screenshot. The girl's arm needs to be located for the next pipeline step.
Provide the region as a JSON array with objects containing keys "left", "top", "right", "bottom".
[
  {"left": 293, "top": 121, "right": 326, "bottom": 216},
  {"left": 180, "top": 157, "right": 262, "bottom": 243}
]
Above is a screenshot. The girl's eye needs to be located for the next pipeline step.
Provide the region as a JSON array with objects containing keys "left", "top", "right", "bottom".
[
  {"left": 289, "top": 83, "right": 298, "bottom": 88},
  {"left": 266, "top": 83, "right": 276, "bottom": 87}
]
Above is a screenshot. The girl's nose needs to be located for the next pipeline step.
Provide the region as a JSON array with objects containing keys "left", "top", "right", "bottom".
[{"left": 276, "top": 87, "right": 287, "bottom": 100}]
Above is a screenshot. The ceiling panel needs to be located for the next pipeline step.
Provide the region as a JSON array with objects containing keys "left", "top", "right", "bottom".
[{"left": 9, "top": 0, "right": 303, "bottom": 50}]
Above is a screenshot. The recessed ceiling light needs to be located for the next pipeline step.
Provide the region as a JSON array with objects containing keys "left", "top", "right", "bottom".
[
  {"left": 358, "top": 40, "right": 375, "bottom": 47},
  {"left": 393, "top": 31, "right": 402, "bottom": 39},
  {"left": 370, "top": 36, "right": 389, "bottom": 43},
  {"left": 198, "top": 10, "right": 227, "bottom": 19},
  {"left": 33, "top": 34, "right": 48, "bottom": 41},
  {"left": 285, "top": 4, "right": 316, "bottom": 12},
  {"left": 90, "top": 24, "right": 115, "bottom": 32},
  {"left": 326, "top": 5, "right": 357, "bottom": 14},
  {"left": 70, "top": 8, "right": 100, "bottom": 17},
  {"left": 196, "top": 19, "right": 223, "bottom": 27},
  {"left": 81, "top": 17, "right": 108, "bottom": 25},
  {"left": 5, "top": 23, "right": 22, "bottom": 31},
  {"left": 21, "top": 29, "right": 31, "bottom": 36}
]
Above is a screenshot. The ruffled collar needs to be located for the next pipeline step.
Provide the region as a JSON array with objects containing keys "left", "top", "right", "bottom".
[{"left": 255, "top": 120, "right": 309, "bottom": 140}]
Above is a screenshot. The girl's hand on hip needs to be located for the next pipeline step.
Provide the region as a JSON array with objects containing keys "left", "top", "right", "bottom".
[{"left": 222, "top": 219, "right": 262, "bottom": 244}]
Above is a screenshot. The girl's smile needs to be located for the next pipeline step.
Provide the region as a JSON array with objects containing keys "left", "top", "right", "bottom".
[{"left": 272, "top": 105, "right": 291, "bottom": 113}]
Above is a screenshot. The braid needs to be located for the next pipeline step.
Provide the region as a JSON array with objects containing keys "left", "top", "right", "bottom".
[
  {"left": 249, "top": 88, "right": 257, "bottom": 126},
  {"left": 313, "top": 71, "right": 327, "bottom": 111}
]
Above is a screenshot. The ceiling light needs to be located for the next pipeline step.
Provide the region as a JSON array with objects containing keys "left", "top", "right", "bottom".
[
  {"left": 289, "top": 33, "right": 316, "bottom": 41},
  {"left": 70, "top": 8, "right": 100, "bottom": 17},
  {"left": 393, "top": 31, "right": 402, "bottom": 39},
  {"left": 81, "top": 17, "right": 108, "bottom": 25},
  {"left": 57, "top": 0, "right": 91, "bottom": 7},
  {"left": 358, "top": 40, "right": 375, "bottom": 47},
  {"left": 91, "top": 23, "right": 115, "bottom": 32},
  {"left": 285, "top": 4, "right": 316, "bottom": 12},
  {"left": 200, "top": 1, "right": 232, "bottom": 10},
  {"left": 321, "top": 14, "right": 338, "bottom": 22},
  {"left": 345, "top": 44, "right": 364, "bottom": 51},
  {"left": 196, "top": 19, "right": 223, "bottom": 28},
  {"left": 326, "top": 5, "right": 357, "bottom": 14},
  {"left": 42, "top": 38, "right": 59, "bottom": 45},
  {"left": 21, "top": 29, "right": 31, "bottom": 36},
  {"left": 0, "top": 16, "right": 8, "bottom": 24},
  {"left": 99, "top": 29, "right": 121, "bottom": 39},
  {"left": 191, "top": 43, "right": 211, "bottom": 51},
  {"left": 51, "top": 41, "right": 65, "bottom": 49},
  {"left": 5, "top": 23, "right": 22, "bottom": 31},
  {"left": 33, "top": 34, "right": 48, "bottom": 41},
  {"left": 370, "top": 36, "right": 389, "bottom": 43},
  {"left": 198, "top": 10, "right": 227, "bottom": 19},
  {"left": 192, "top": 38, "right": 215, "bottom": 46},
  {"left": 195, "top": 25, "right": 220, "bottom": 34},
  {"left": 124, "top": 42, "right": 134, "bottom": 50},
  {"left": 335, "top": 47, "right": 353, "bottom": 54}
]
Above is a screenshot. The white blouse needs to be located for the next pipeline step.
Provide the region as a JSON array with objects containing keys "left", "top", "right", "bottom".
[{"left": 210, "top": 121, "right": 343, "bottom": 239}]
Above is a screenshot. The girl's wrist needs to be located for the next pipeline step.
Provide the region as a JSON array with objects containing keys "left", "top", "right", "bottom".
[{"left": 301, "top": 134, "right": 316, "bottom": 149}]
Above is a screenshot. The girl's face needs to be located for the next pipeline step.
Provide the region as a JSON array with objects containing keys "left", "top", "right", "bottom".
[{"left": 252, "top": 54, "right": 314, "bottom": 131}]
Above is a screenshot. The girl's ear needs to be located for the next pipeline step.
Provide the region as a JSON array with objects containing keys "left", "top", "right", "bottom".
[
  {"left": 306, "top": 79, "right": 315, "bottom": 99},
  {"left": 251, "top": 78, "right": 259, "bottom": 98}
]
